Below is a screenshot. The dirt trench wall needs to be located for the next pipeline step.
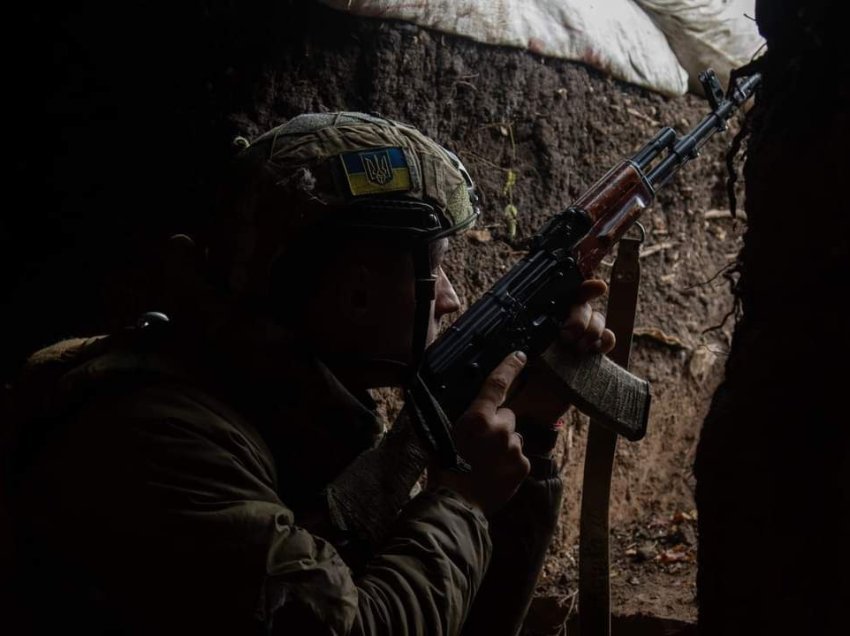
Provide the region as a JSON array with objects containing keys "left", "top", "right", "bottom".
[
  {"left": 695, "top": 1, "right": 848, "bottom": 633},
  {"left": 6, "top": 0, "right": 753, "bottom": 624}
]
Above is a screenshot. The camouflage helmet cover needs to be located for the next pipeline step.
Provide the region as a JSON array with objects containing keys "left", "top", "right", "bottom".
[{"left": 210, "top": 111, "right": 479, "bottom": 296}]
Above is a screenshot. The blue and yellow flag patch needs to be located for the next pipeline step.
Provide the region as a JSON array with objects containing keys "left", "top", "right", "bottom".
[{"left": 340, "top": 147, "right": 412, "bottom": 196}]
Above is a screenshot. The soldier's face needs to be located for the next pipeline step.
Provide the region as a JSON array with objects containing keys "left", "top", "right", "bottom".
[
  {"left": 428, "top": 238, "right": 462, "bottom": 343},
  {"left": 303, "top": 237, "right": 461, "bottom": 387},
  {"left": 357, "top": 237, "right": 461, "bottom": 367}
]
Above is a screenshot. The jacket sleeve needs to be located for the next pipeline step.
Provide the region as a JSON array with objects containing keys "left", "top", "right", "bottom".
[
  {"left": 28, "top": 384, "right": 491, "bottom": 636},
  {"left": 460, "top": 457, "right": 564, "bottom": 636},
  {"left": 272, "top": 488, "right": 491, "bottom": 636}
]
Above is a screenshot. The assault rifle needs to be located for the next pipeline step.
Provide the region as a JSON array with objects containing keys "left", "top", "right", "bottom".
[
  {"left": 409, "top": 69, "right": 762, "bottom": 470},
  {"left": 327, "top": 69, "right": 761, "bottom": 540}
]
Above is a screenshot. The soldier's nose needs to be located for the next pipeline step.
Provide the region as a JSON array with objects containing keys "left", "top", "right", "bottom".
[{"left": 434, "top": 268, "right": 461, "bottom": 319}]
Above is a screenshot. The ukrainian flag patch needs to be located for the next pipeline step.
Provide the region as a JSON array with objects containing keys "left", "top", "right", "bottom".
[{"left": 340, "top": 147, "right": 412, "bottom": 196}]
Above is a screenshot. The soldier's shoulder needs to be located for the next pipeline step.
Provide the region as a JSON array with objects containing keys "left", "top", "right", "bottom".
[{"left": 8, "top": 332, "right": 277, "bottom": 487}]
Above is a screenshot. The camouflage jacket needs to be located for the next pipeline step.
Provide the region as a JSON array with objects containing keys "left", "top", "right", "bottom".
[{"left": 4, "top": 327, "right": 562, "bottom": 635}]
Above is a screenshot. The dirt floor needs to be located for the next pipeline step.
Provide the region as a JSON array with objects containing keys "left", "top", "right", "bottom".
[{"left": 250, "top": 9, "right": 750, "bottom": 630}]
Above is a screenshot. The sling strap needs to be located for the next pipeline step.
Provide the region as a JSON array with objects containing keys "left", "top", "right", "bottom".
[{"left": 579, "top": 231, "right": 644, "bottom": 635}]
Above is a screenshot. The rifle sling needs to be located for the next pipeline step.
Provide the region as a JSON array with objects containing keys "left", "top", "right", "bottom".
[{"left": 579, "top": 236, "right": 643, "bottom": 636}]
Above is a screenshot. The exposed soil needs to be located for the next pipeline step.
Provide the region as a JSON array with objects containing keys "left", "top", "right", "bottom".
[{"left": 4, "top": 3, "right": 760, "bottom": 631}]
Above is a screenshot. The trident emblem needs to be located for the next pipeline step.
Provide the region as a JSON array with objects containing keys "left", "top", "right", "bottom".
[{"left": 362, "top": 151, "right": 393, "bottom": 186}]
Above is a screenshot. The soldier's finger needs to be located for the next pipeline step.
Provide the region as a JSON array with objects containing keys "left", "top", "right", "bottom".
[
  {"left": 492, "top": 407, "right": 517, "bottom": 437},
  {"left": 586, "top": 311, "right": 608, "bottom": 343},
  {"left": 594, "top": 329, "right": 616, "bottom": 353},
  {"left": 560, "top": 302, "right": 592, "bottom": 341},
  {"left": 471, "top": 352, "right": 527, "bottom": 412},
  {"left": 578, "top": 311, "right": 607, "bottom": 352},
  {"left": 577, "top": 279, "right": 608, "bottom": 304},
  {"left": 516, "top": 454, "right": 531, "bottom": 478}
]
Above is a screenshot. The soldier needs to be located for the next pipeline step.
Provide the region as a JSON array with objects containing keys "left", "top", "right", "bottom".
[{"left": 4, "top": 112, "right": 614, "bottom": 634}]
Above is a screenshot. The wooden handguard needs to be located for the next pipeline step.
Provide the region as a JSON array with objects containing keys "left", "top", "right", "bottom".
[{"left": 540, "top": 344, "right": 650, "bottom": 441}]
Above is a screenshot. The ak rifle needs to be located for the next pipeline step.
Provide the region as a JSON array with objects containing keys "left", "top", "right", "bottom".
[{"left": 416, "top": 69, "right": 761, "bottom": 469}]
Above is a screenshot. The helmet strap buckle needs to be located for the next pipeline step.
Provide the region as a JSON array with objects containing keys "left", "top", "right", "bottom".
[{"left": 409, "top": 243, "right": 437, "bottom": 374}]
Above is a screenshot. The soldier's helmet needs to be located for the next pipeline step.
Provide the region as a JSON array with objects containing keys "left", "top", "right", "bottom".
[{"left": 207, "top": 111, "right": 480, "bottom": 300}]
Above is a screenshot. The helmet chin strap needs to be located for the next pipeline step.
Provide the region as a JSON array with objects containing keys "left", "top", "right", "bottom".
[
  {"left": 405, "top": 244, "right": 471, "bottom": 472},
  {"left": 409, "top": 243, "right": 436, "bottom": 373}
]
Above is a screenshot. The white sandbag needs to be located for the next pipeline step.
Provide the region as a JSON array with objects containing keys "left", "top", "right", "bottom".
[
  {"left": 634, "top": 0, "right": 764, "bottom": 94},
  {"left": 320, "top": 0, "right": 689, "bottom": 96}
]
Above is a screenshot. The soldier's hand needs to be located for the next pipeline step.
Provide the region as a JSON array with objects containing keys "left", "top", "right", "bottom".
[
  {"left": 505, "top": 279, "right": 615, "bottom": 454},
  {"left": 559, "top": 279, "right": 615, "bottom": 354},
  {"left": 429, "top": 352, "right": 531, "bottom": 516}
]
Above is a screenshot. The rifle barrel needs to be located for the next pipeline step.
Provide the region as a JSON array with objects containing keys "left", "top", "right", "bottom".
[
  {"left": 631, "top": 127, "right": 677, "bottom": 170},
  {"left": 646, "top": 73, "right": 761, "bottom": 188}
]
